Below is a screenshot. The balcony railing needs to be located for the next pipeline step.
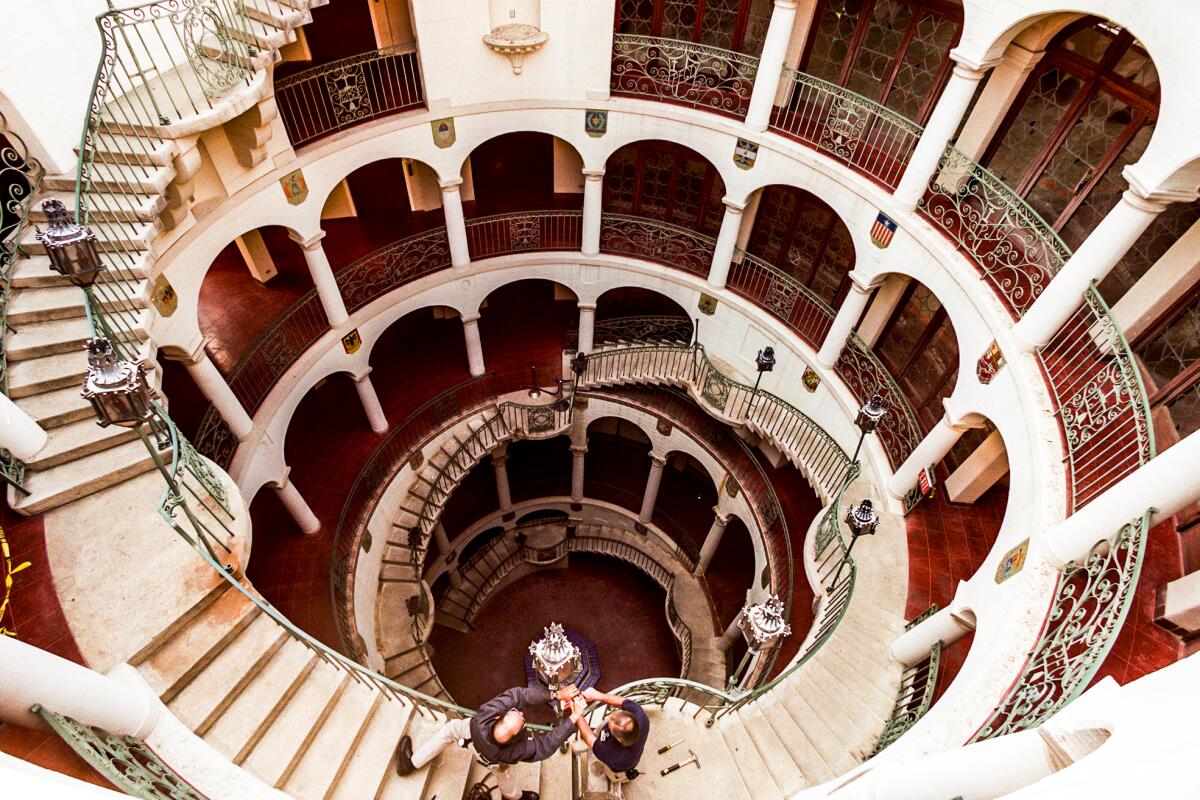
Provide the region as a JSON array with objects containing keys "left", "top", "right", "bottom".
[
  {"left": 770, "top": 68, "right": 922, "bottom": 190},
  {"left": 464, "top": 210, "right": 582, "bottom": 259},
  {"left": 600, "top": 212, "right": 715, "bottom": 276},
  {"left": 727, "top": 250, "right": 837, "bottom": 349},
  {"left": 869, "top": 640, "right": 941, "bottom": 756},
  {"left": 275, "top": 44, "right": 425, "bottom": 148},
  {"left": 610, "top": 34, "right": 759, "bottom": 118}
]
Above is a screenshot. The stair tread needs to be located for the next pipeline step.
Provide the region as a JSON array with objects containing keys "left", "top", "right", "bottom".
[
  {"left": 45, "top": 160, "right": 174, "bottom": 193},
  {"left": 14, "top": 386, "right": 93, "bottom": 428},
  {"left": 30, "top": 189, "right": 164, "bottom": 223},
  {"left": 778, "top": 674, "right": 861, "bottom": 774},
  {"left": 11, "top": 252, "right": 151, "bottom": 289},
  {"left": 284, "top": 679, "right": 383, "bottom": 799},
  {"left": 327, "top": 695, "right": 416, "bottom": 800},
  {"left": 78, "top": 132, "right": 176, "bottom": 167},
  {"left": 12, "top": 438, "right": 158, "bottom": 514},
  {"left": 25, "top": 417, "right": 141, "bottom": 469},
  {"left": 20, "top": 217, "right": 157, "bottom": 251},
  {"left": 7, "top": 281, "right": 147, "bottom": 323},
  {"left": 6, "top": 317, "right": 90, "bottom": 360},
  {"left": 739, "top": 706, "right": 800, "bottom": 797},
  {"left": 758, "top": 694, "right": 836, "bottom": 786},
  {"left": 720, "top": 717, "right": 783, "bottom": 800},
  {"left": 240, "top": 660, "right": 346, "bottom": 785},
  {"left": 374, "top": 712, "right": 460, "bottom": 800}
]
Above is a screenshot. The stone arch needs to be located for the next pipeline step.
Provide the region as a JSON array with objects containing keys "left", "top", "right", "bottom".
[
  {"left": 601, "top": 139, "right": 730, "bottom": 238},
  {"left": 457, "top": 130, "right": 586, "bottom": 216}
]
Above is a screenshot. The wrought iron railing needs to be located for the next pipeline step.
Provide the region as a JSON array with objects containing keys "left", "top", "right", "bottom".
[
  {"left": 771, "top": 68, "right": 923, "bottom": 190},
  {"left": 566, "top": 314, "right": 694, "bottom": 351},
  {"left": 970, "top": 510, "right": 1150, "bottom": 741},
  {"left": 227, "top": 289, "right": 328, "bottom": 413},
  {"left": 727, "top": 249, "right": 837, "bottom": 349},
  {"left": 918, "top": 145, "right": 1072, "bottom": 318},
  {"left": 465, "top": 210, "right": 583, "bottom": 259},
  {"left": 35, "top": 705, "right": 205, "bottom": 799},
  {"left": 0, "top": 112, "right": 44, "bottom": 492},
  {"left": 600, "top": 212, "right": 716, "bottom": 276},
  {"left": 869, "top": 640, "right": 941, "bottom": 755},
  {"left": 337, "top": 225, "right": 452, "bottom": 312},
  {"left": 835, "top": 334, "right": 924, "bottom": 470},
  {"left": 275, "top": 44, "right": 425, "bottom": 147},
  {"left": 1037, "top": 286, "right": 1155, "bottom": 513},
  {"left": 610, "top": 34, "right": 759, "bottom": 118}
]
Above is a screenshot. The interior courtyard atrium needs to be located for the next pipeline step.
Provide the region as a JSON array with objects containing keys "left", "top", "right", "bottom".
[{"left": 2, "top": 0, "right": 1200, "bottom": 796}]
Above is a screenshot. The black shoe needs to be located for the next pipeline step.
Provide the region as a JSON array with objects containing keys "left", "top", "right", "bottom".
[
  {"left": 395, "top": 735, "right": 415, "bottom": 776},
  {"left": 519, "top": 793, "right": 540, "bottom": 800}
]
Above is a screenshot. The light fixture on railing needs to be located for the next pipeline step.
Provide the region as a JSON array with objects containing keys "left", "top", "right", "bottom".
[
  {"left": 81, "top": 337, "right": 154, "bottom": 429},
  {"left": 529, "top": 622, "right": 582, "bottom": 718},
  {"left": 35, "top": 199, "right": 104, "bottom": 287},
  {"left": 727, "top": 595, "right": 791, "bottom": 690},
  {"left": 850, "top": 393, "right": 888, "bottom": 463},
  {"left": 748, "top": 346, "right": 776, "bottom": 416},
  {"left": 830, "top": 498, "right": 880, "bottom": 589}
]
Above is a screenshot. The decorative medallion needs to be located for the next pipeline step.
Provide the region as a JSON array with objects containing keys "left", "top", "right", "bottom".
[
  {"left": 150, "top": 273, "right": 178, "bottom": 317},
  {"left": 341, "top": 328, "right": 362, "bottom": 354},
  {"left": 701, "top": 372, "right": 730, "bottom": 409},
  {"left": 360, "top": 529, "right": 372, "bottom": 554},
  {"left": 870, "top": 211, "right": 896, "bottom": 249},
  {"left": 431, "top": 117, "right": 456, "bottom": 149},
  {"left": 802, "top": 366, "right": 820, "bottom": 393},
  {"left": 585, "top": 109, "right": 608, "bottom": 138},
  {"left": 976, "top": 340, "right": 1006, "bottom": 385},
  {"left": 995, "top": 538, "right": 1029, "bottom": 584},
  {"left": 280, "top": 168, "right": 308, "bottom": 205},
  {"left": 764, "top": 276, "right": 799, "bottom": 318},
  {"left": 527, "top": 407, "right": 556, "bottom": 433},
  {"left": 698, "top": 293, "right": 718, "bottom": 316},
  {"left": 508, "top": 216, "right": 540, "bottom": 250},
  {"left": 656, "top": 418, "right": 672, "bottom": 436},
  {"left": 408, "top": 450, "right": 424, "bottom": 470},
  {"left": 327, "top": 63, "right": 370, "bottom": 124},
  {"left": 733, "top": 138, "right": 759, "bottom": 170},
  {"left": 725, "top": 474, "right": 740, "bottom": 498},
  {"left": 817, "top": 98, "right": 868, "bottom": 160}
]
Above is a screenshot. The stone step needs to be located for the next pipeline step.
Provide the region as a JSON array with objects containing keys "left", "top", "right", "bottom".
[
  {"left": 14, "top": 387, "right": 93, "bottom": 429},
  {"left": 45, "top": 161, "right": 176, "bottom": 195},
  {"left": 538, "top": 746, "right": 573, "bottom": 799},
  {"left": 283, "top": 681, "right": 383, "bottom": 799},
  {"left": 374, "top": 711, "right": 459, "bottom": 800},
  {"left": 167, "top": 613, "right": 288, "bottom": 731},
  {"left": 29, "top": 189, "right": 166, "bottom": 224},
  {"left": 11, "top": 251, "right": 151, "bottom": 289},
  {"left": 243, "top": 0, "right": 311, "bottom": 31},
  {"left": 24, "top": 417, "right": 141, "bottom": 470},
  {"left": 816, "top": 640, "right": 898, "bottom": 714},
  {"left": 738, "top": 705, "right": 799, "bottom": 798},
  {"left": 793, "top": 663, "right": 878, "bottom": 754},
  {"left": 7, "top": 351, "right": 87, "bottom": 398},
  {"left": 6, "top": 317, "right": 91, "bottom": 361},
  {"left": 777, "top": 675, "right": 859, "bottom": 775},
  {"left": 240, "top": 662, "right": 347, "bottom": 785},
  {"left": 719, "top": 716, "right": 782, "bottom": 800},
  {"left": 758, "top": 693, "right": 835, "bottom": 787},
  {"left": 10, "top": 438, "right": 159, "bottom": 515},
  {"left": 327, "top": 695, "right": 416, "bottom": 800},
  {"left": 20, "top": 215, "right": 158, "bottom": 254},
  {"left": 7, "top": 280, "right": 148, "bottom": 324},
  {"left": 228, "top": 16, "right": 293, "bottom": 52},
  {"left": 77, "top": 132, "right": 176, "bottom": 168}
]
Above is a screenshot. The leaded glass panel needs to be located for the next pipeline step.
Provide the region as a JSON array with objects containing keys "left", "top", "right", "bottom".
[
  {"left": 885, "top": 11, "right": 958, "bottom": 120},
  {"left": 741, "top": 0, "right": 773, "bottom": 56},
  {"left": 1138, "top": 298, "right": 1200, "bottom": 392},
  {"left": 987, "top": 64, "right": 1083, "bottom": 188},
  {"left": 640, "top": 151, "right": 673, "bottom": 217},
  {"left": 702, "top": 171, "right": 725, "bottom": 235},
  {"left": 844, "top": 1, "right": 914, "bottom": 101},
  {"left": 878, "top": 283, "right": 940, "bottom": 373},
  {"left": 1099, "top": 202, "right": 1200, "bottom": 304},
  {"left": 810, "top": 224, "right": 854, "bottom": 304},
  {"left": 806, "top": 0, "right": 863, "bottom": 84},
  {"left": 672, "top": 158, "right": 708, "bottom": 226},
  {"left": 619, "top": 0, "right": 655, "bottom": 35},
  {"left": 660, "top": 0, "right": 698, "bottom": 41},
  {"left": 604, "top": 150, "right": 638, "bottom": 214},
  {"left": 784, "top": 203, "right": 831, "bottom": 279},
  {"left": 747, "top": 187, "right": 796, "bottom": 262},
  {"left": 1166, "top": 385, "right": 1200, "bottom": 439},
  {"left": 698, "top": 0, "right": 741, "bottom": 49}
]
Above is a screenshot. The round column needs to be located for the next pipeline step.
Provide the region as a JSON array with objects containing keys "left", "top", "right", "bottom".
[
  {"left": 887, "top": 412, "right": 973, "bottom": 498},
  {"left": 0, "top": 393, "right": 46, "bottom": 460},
  {"left": 570, "top": 444, "right": 587, "bottom": 503},
  {"left": 581, "top": 169, "right": 604, "bottom": 255},
  {"left": 461, "top": 313, "right": 486, "bottom": 377},
  {"left": 440, "top": 178, "right": 471, "bottom": 268},
  {"left": 744, "top": 0, "right": 800, "bottom": 132},
  {"left": 893, "top": 61, "right": 989, "bottom": 211},
  {"left": 817, "top": 278, "right": 875, "bottom": 368},
  {"left": 352, "top": 371, "right": 388, "bottom": 434},
  {"left": 576, "top": 303, "right": 596, "bottom": 354},
  {"left": 719, "top": 611, "right": 743, "bottom": 651},
  {"left": 182, "top": 349, "right": 254, "bottom": 440},
  {"left": 639, "top": 454, "right": 668, "bottom": 525},
  {"left": 492, "top": 448, "right": 513, "bottom": 512},
  {"left": 707, "top": 199, "right": 745, "bottom": 290},
  {"left": 890, "top": 605, "right": 974, "bottom": 666},
  {"left": 695, "top": 511, "right": 731, "bottom": 576},
  {"left": 432, "top": 520, "right": 453, "bottom": 557},
  {"left": 274, "top": 470, "right": 321, "bottom": 535},
  {"left": 290, "top": 231, "right": 349, "bottom": 327}
]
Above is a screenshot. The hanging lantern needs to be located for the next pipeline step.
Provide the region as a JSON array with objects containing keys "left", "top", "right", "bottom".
[
  {"left": 755, "top": 346, "right": 776, "bottom": 374},
  {"left": 855, "top": 393, "right": 888, "bottom": 435},
  {"left": 35, "top": 199, "right": 104, "bottom": 287},
  {"left": 81, "top": 338, "right": 154, "bottom": 428},
  {"left": 528, "top": 622, "right": 582, "bottom": 689},
  {"left": 845, "top": 498, "right": 880, "bottom": 539},
  {"left": 737, "top": 595, "right": 791, "bottom": 652}
]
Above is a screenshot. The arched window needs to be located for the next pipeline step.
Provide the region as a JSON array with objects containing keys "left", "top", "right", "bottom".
[
  {"left": 802, "top": 0, "right": 963, "bottom": 123},
  {"left": 604, "top": 141, "right": 726, "bottom": 236},
  {"left": 875, "top": 282, "right": 958, "bottom": 431},
  {"left": 615, "top": 0, "right": 771, "bottom": 54},
  {"left": 984, "top": 20, "right": 1159, "bottom": 258}
]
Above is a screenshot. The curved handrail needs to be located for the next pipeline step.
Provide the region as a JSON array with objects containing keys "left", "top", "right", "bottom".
[{"left": 610, "top": 33, "right": 760, "bottom": 118}]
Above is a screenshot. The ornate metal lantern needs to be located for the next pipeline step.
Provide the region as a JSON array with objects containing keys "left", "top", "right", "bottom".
[
  {"left": 81, "top": 338, "right": 154, "bottom": 428},
  {"left": 736, "top": 595, "right": 792, "bottom": 652},
  {"left": 845, "top": 499, "right": 880, "bottom": 539},
  {"left": 570, "top": 351, "right": 589, "bottom": 380},
  {"left": 528, "top": 622, "right": 582, "bottom": 690},
  {"left": 755, "top": 346, "right": 776, "bottom": 374},
  {"left": 855, "top": 394, "right": 888, "bottom": 435},
  {"left": 35, "top": 199, "right": 104, "bottom": 287}
]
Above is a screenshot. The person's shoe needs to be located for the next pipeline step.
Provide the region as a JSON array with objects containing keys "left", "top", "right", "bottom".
[
  {"left": 519, "top": 792, "right": 540, "bottom": 800},
  {"left": 395, "top": 736, "right": 415, "bottom": 776}
]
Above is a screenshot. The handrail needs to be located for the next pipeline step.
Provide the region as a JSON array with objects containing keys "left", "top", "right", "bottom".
[
  {"left": 869, "top": 640, "right": 941, "bottom": 756},
  {"left": 464, "top": 209, "right": 583, "bottom": 260},
  {"left": 600, "top": 212, "right": 716, "bottom": 276},
  {"left": 275, "top": 43, "right": 425, "bottom": 148},
  {"left": 727, "top": 248, "right": 837, "bottom": 348},
  {"left": 0, "top": 111, "right": 45, "bottom": 492},
  {"left": 610, "top": 33, "right": 759, "bottom": 118}
]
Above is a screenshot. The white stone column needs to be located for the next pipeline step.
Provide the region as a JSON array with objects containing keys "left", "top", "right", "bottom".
[
  {"left": 1044, "top": 427, "right": 1200, "bottom": 569},
  {"left": 695, "top": 511, "right": 731, "bottom": 576},
  {"left": 817, "top": 277, "right": 875, "bottom": 368},
  {"left": 744, "top": 0, "right": 800, "bottom": 132},
  {"left": 1012, "top": 189, "right": 1170, "bottom": 351},
  {"left": 0, "top": 636, "right": 161, "bottom": 735},
  {"left": 719, "top": 611, "right": 743, "bottom": 651},
  {"left": 440, "top": 178, "right": 471, "bottom": 268},
  {"left": 492, "top": 448, "right": 513, "bottom": 512},
  {"left": 274, "top": 470, "right": 321, "bottom": 535},
  {"left": 891, "top": 602, "right": 975, "bottom": 666},
  {"left": 887, "top": 408, "right": 976, "bottom": 498},
  {"left": 576, "top": 303, "right": 596, "bottom": 354},
  {"left": 893, "top": 60, "right": 990, "bottom": 211},
  {"left": 581, "top": 169, "right": 604, "bottom": 255},
  {"left": 182, "top": 349, "right": 254, "bottom": 440},
  {"left": 352, "top": 370, "right": 388, "bottom": 434},
  {"left": 570, "top": 444, "right": 587, "bottom": 503},
  {"left": 639, "top": 454, "right": 668, "bottom": 524},
  {"left": 461, "top": 313, "right": 486, "bottom": 376},
  {"left": 952, "top": 44, "right": 1044, "bottom": 161},
  {"left": 290, "top": 231, "right": 349, "bottom": 326},
  {"left": 432, "top": 520, "right": 452, "bottom": 555},
  {"left": 707, "top": 199, "right": 746, "bottom": 290},
  {"left": 0, "top": 393, "right": 46, "bottom": 460},
  {"left": 856, "top": 274, "right": 910, "bottom": 347},
  {"left": 945, "top": 430, "right": 1009, "bottom": 504}
]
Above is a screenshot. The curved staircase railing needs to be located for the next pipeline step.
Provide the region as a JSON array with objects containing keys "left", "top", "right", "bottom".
[{"left": 610, "top": 34, "right": 760, "bottom": 118}]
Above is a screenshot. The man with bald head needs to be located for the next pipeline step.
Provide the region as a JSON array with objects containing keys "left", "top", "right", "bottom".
[{"left": 396, "top": 684, "right": 579, "bottom": 800}]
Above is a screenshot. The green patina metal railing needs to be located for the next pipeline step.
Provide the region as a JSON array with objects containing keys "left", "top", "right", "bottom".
[
  {"left": 870, "top": 640, "right": 942, "bottom": 756},
  {"left": 970, "top": 510, "right": 1151, "bottom": 741},
  {"left": 0, "top": 111, "right": 45, "bottom": 493},
  {"left": 34, "top": 705, "right": 205, "bottom": 799},
  {"left": 610, "top": 33, "right": 759, "bottom": 118},
  {"left": 565, "top": 314, "right": 694, "bottom": 351}
]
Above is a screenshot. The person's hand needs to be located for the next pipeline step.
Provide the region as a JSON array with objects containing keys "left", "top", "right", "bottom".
[
  {"left": 569, "top": 696, "right": 586, "bottom": 722},
  {"left": 555, "top": 685, "right": 579, "bottom": 703},
  {"left": 581, "top": 687, "right": 603, "bottom": 702}
]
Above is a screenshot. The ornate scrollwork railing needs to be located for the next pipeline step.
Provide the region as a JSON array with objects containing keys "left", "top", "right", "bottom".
[
  {"left": 1037, "top": 286, "right": 1155, "bottom": 513},
  {"left": 338, "top": 226, "right": 452, "bottom": 313},
  {"left": 610, "top": 34, "right": 759, "bottom": 117},
  {"left": 771, "top": 68, "right": 923, "bottom": 190},
  {"left": 918, "top": 145, "right": 1072, "bottom": 318},
  {"left": 35, "top": 705, "right": 205, "bottom": 800},
  {"left": 834, "top": 334, "right": 924, "bottom": 470},
  {"left": 275, "top": 44, "right": 425, "bottom": 147},
  {"left": 465, "top": 210, "right": 583, "bottom": 259},
  {"left": 970, "top": 511, "right": 1150, "bottom": 741},
  {"left": 727, "top": 249, "right": 837, "bottom": 349},
  {"left": 600, "top": 212, "right": 716, "bottom": 276},
  {"left": 870, "top": 640, "right": 941, "bottom": 755}
]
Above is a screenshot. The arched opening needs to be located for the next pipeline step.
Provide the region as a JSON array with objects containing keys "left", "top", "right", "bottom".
[
  {"left": 704, "top": 513, "right": 756, "bottom": 668},
  {"left": 476, "top": 279, "right": 578, "bottom": 384},
  {"left": 591, "top": 286, "right": 694, "bottom": 346},
  {"left": 654, "top": 451, "right": 720, "bottom": 558},
  {"left": 507, "top": 437, "right": 573, "bottom": 503},
  {"left": 463, "top": 131, "right": 584, "bottom": 216},
  {"left": 584, "top": 416, "right": 653, "bottom": 516},
  {"left": 614, "top": 0, "right": 771, "bottom": 56},
  {"left": 602, "top": 140, "right": 727, "bottom": 236},
  {"left": 369, "top": 305, "right": 472, "bottom": 396}
]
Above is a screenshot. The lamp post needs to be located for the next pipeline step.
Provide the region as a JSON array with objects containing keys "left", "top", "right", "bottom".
[
  {"left": 35, "top": 199, "right": 104, "bottom": 288},
  {"left": 830, "top": 498, "right": 879, "bottom": 589},
  {"left": 749, "top": 346, "right": 776, "bottom": 415},
  {"left": 727, "top": 595, "right": 791, "bottom": 691},
  {"left": 851, "top": 393, "right": 887, "bottom": 464},
  {"left": 81, "top": 338, "right": 155, "bottom": 429}
]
